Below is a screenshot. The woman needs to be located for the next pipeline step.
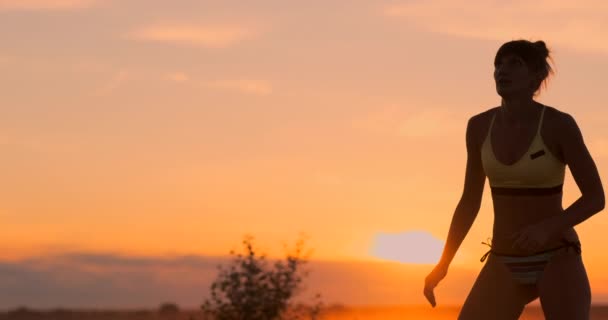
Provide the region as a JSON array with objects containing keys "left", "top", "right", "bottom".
[{"left": 423, "top": 39, "right": 605, "bottom": 319}]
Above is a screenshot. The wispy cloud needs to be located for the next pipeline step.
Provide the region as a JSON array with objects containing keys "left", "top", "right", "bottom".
[
  {"left": 94, "top": 69, "right": 129, "bottom": 96},
  {"left": 201, "top": 79, "right": 273, "bottom": 96},
  {"left": 162, "top": 72, "right": 272, "bottom": 95},
  {"left": 382, "top": 0, "right": 608, "bottom": 54},
  {"left": 126, "top": 23, "right": 257, "bottom": 48},
  {"left": 166, "top": 72, "right": 190, "bottom": 83},
  {"left": 0, "top": 0, "right": 97, "bottom": 11}
]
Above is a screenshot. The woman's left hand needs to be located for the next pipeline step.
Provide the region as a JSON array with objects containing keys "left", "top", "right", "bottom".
[{"left": 510, "top": 222, "right": 558, "bottom": 253}]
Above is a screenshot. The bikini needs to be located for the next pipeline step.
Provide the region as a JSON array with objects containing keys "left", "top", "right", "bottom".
[{"left": 479, "top": 104, "right": 582, "bottom": 285}]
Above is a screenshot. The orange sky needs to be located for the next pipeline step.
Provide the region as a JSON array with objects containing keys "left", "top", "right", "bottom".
[{"left": 1, "top": 0, "right": 607, "bottom": 308}]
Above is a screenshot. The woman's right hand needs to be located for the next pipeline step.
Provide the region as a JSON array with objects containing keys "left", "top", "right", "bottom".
[{"left": 423, "top": 263, "right": 449, "bottom": 308}]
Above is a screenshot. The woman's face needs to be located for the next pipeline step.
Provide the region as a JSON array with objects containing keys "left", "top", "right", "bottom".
[{"left": 494, "top": 53, "right": 537, "bottom": 98}]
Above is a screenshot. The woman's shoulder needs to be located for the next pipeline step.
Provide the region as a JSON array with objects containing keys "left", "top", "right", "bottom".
[
  {"left": 471, "top": 106, "right": 500, "bottom": 120},
  {"left": 467, "top": 106, "right": 500, "bottom": 130},
  {"left": 541, "top": 104, "right": 582, "bottom": 162},
  {"left": 542, "top": 104, "right": 576, "bottom": 130},
  {"left": 464, "top": 106, "right": 500, "bottom": 147}
]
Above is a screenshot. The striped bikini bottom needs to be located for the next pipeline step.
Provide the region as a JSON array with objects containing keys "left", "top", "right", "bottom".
[{"left": 479, "top": 238, "right": 582, "bottom": 285}]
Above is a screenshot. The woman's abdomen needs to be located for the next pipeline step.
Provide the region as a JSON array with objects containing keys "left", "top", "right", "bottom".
[{"left": 489, "top": 193, "right": 578, "bottom": 254}]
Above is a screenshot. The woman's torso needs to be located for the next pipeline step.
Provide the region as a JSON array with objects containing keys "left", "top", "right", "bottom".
[{"left": 476, "top": 103, "right": 579, "bottom": 254}]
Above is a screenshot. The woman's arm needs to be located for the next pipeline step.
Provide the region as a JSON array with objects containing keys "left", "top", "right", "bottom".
[
  {"left": 438, "top": 115, "right": 487, "bottom": 268},
  {"left": 545, "top": 113, "right": 605, "bottom": 235}
]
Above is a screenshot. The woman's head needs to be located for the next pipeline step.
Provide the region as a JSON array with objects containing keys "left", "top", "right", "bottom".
[{"left": 493, "top": 39, "right": 554, "bottom": 98}]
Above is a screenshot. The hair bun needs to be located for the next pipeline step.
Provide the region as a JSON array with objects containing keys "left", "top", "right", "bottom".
[{"left": 533, "top": 40, "right": 549, "bottom": 57}]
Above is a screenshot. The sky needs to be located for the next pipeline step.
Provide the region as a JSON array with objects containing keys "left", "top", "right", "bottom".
[{"left": 1, "top": 0, "right": 608, "bottom": 309}]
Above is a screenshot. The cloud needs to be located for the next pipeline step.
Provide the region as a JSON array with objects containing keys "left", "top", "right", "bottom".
[
  {"left": 126, "top": 23, "right": 257, "bottom": 48},
  {"left": 94, "top": 70, "right": 129, "bottom": 96},
  {"left": 23, "top": 253, "right": 223, "bottom": 270},
  {"left": 352, "top": 104, "right": 463, "bottom": 138},
  {"left": 369, "top": 230, "right": 444, "bottom": 264},
  {"left": 201, "top": 79, "right": 273, "bottom": 96},
  {"left": 0, "top": 253, "right": 224, "bottom": 309},
  {"left": 0, "top": 251, "right": 480, "bottom": 308},
  {"left": 382, "top": 0, "right": 608, "bottom": 54},
  {"left": 166, "top": 72, "right": 190, "bottom": 83},
  {"left": 164, "top": 72, "right": 271, "bottom": 95},
  {"left": 0, "top": 0, "right": 97, "bottom": 11},
  {"left": 3, "top": 251, "right": 608, "bottom": 308}
]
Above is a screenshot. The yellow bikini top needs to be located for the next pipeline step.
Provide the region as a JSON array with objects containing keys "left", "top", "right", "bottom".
[{"left": 481, "top": 105, "right": 565, "bottom": 194}]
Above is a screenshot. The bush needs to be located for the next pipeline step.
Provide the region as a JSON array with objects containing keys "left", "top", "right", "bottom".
[
  {"left": 159, "top": 302, "right": 180, "bottom": 315},
  {"left": 201, "top": 233, "right": 323, "bottom": 320}
]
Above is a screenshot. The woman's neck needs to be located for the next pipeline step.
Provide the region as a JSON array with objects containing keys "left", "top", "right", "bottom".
[{"left": 499, "top": 97, "right": 540, "bottom": 124}]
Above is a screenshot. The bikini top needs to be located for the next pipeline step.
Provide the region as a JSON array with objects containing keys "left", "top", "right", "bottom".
[{"left": 480, "top": 105, "right": 565, "bottom": 195}]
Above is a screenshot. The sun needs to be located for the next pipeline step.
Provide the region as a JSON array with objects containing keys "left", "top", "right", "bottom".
[{"left": 369, "top": 230, "right": 444, "bottom": 264}]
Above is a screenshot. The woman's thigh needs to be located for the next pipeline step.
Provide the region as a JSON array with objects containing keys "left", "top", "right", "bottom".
[
  {"left": 458, "top": 255, "right": 538, "bottom": 320},
  {"left": 537, "top": 249, "right": 591, "bottom": 320}
]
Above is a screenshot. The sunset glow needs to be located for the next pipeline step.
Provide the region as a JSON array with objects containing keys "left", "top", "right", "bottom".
[{"left": 1, "top": 0, "right": 607, "bottom": 309}]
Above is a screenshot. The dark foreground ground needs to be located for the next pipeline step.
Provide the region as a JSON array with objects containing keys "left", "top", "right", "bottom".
[{"left": 1, "top": 305, "right": 608, "bottom": 319}]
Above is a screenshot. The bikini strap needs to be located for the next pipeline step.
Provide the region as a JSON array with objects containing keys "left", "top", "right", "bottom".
[
  {"left": 479, "top": 237, "right": 581, "bottom": 262},
  {"left": 480, "top": 249, "right": 492, "bottom": 262},
  {"left": 489, "top": 109, "right": 497, "bottom": 133},
  {"left": 536, "top": 105, "right": 547, "bottom": 136},
  {"left": 561, "top": 238, "right": 582, "bottom": 254},
  {"left": 480, "top": 239, "right": 493, "bottom": 262}
]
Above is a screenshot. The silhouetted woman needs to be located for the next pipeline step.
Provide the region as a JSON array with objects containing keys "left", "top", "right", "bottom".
[{"left": 423, "top": 39, "right": 605, "bottom": 319}]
